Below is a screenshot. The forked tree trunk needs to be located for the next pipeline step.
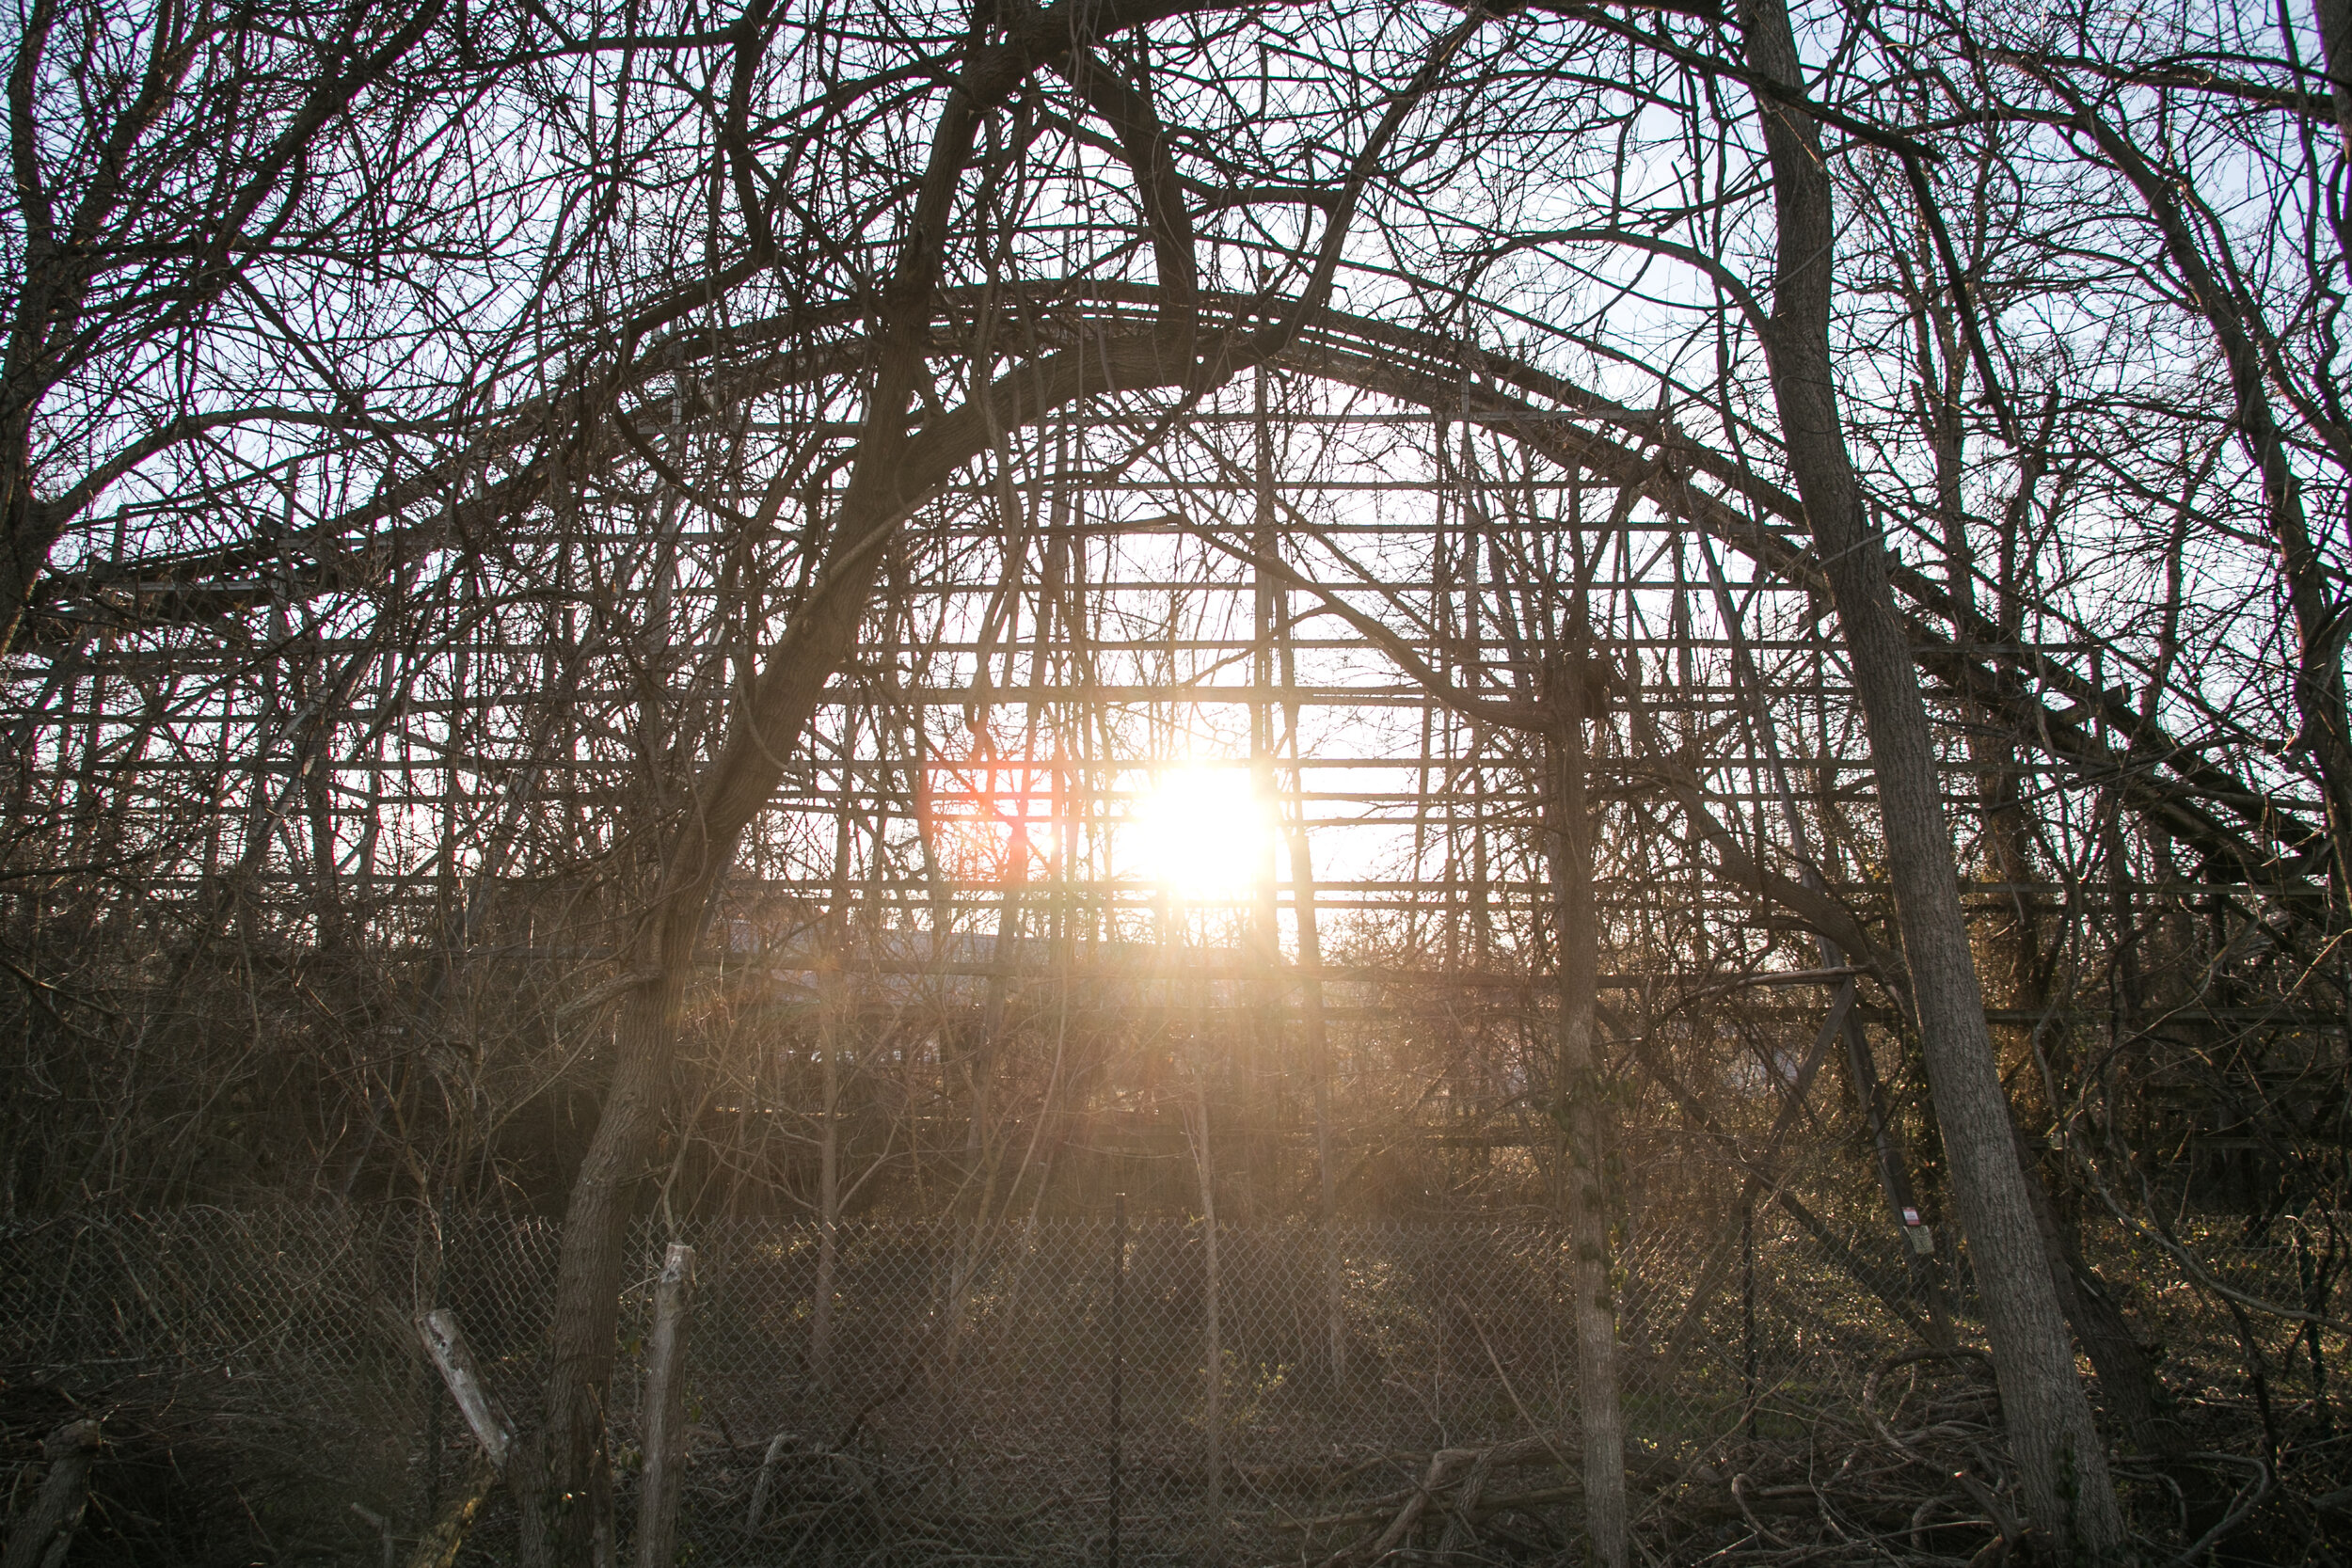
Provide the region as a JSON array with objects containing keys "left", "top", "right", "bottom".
[
  {"left": 1545, "top": 653, "right": 1626, "bottom": 1568},
  {"left": 525, "top": 966, "right": 689, "bottom": 1566},
  {"left": 516, "top": 42, "right": 999, "bottom": 1563},
  {"left": 1739, "top": 0, "right": 2124, "bottom": 1554},
  {"left": 510, "top": 13, "right": 1466, "bottom": 1557}
]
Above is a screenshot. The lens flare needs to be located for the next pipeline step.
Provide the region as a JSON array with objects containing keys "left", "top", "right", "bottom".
[{"left": 1132, "top": 763, "right": 1276, "bottom": 901}]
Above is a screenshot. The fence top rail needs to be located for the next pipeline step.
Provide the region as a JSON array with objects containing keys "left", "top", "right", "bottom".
[{"left": 1, "top": 1210, "right": 1585, "bottom": 1239}]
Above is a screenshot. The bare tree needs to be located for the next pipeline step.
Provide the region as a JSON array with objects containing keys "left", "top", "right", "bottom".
[
  {"left": 1736, "top": 0, "right": 2125, "bottom": 1550},
  {"left": 1, "top": 0, "right": 482, "bottom": 648},
  {"left": 17, "top": 3, "right": 2352, "bottom": 1560}
]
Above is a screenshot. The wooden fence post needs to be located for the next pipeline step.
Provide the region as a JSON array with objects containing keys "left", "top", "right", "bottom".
[
  {"left": 409, "top": 1308, "right": 515, "bottom": 1568},
  {"left": 635, "top": 1243, "right": 696, "bottom": 1568},
  {"left": 416, "top": 1308, "right": 515, "bottom": 1468}
]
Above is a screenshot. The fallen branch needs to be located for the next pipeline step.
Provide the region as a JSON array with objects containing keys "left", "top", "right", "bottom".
[
  {"left": 1270, "top": 1482, "right": 1581, "bottom": 1534},
  {"left": 1312, "top": 1435, "right": 1560, "bottom": 1566},
  {"left": 1, "top": 1417, "right": 100, "bottom": 1568},
  {"left": 408, "top": 1309, "right": 515, "bottom": 1568},
  {"left": 405, "top": 1451, "right": 501, "bottom": 1568}
]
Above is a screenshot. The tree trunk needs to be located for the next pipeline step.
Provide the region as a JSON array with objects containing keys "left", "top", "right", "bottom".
[
  {"left": 812, "top": 803, "right": 854, "bottom": 1396},
  {"left": 1738, "top": 1, "right": 2125, "bottom": 1553},
  {"left": 1545, "top": 651, "right": 1626, "bottom": 1568},
  {"left": 507, "top": 1, "right": 1442, "bottom": 1547},
  {"left": 524, "top": 967, "right": 685, "bottom": 1566},
  {"left": 1288, "top": 785, "right": 1346, "bottom": 1392},
  {"left": 516, "top": 46, "right": 999, "bottom": 1562},
  {"left": 2015, "top": 1132, "right": 2182, "bottom": 1459},
  {"left": 2317, "top": 0, "right": 2352, "bottom": 169},
  {"left": 1925, "top": 265, "right": 2178, "bottom": 1468},
  {"left": 0, "top": 414, "right": 48, "bottom": 654}
]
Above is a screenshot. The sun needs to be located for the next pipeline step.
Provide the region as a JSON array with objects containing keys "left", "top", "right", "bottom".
[{"left": 1131, "top": 763, "right": 1277, "bottom": 902}]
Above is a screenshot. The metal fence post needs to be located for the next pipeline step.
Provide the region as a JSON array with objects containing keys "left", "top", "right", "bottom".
[
  {"left": 1202, "top": 1199, "right": 1222, "bottom": 1567},
  {"left": 636, "top": 1243, "right": 696, "bottom": 1568},
  {"left": 1741, "top": 1200, "right": 1757, "bottom": 1442},
  {"left": 1106, "top": 1195, "right": 1125, "bottom": 1568}
]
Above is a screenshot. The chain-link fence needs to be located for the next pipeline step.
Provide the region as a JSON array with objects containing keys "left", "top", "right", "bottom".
[{"left": 0, "top": 1205, "right": 2328, "bottom": 1564}]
